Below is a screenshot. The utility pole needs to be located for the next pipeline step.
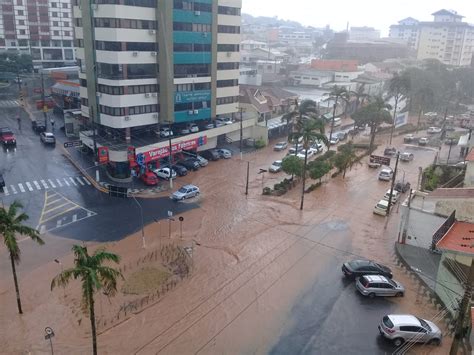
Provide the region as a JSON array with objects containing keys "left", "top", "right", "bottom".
[
  {"left": 239, "top": 107, "right": 244, "bottom": 158},
  {"left": 385, "top": 152, "right": 399, "bottom": 222},
  {"left": 16, "top": 65, "right": 23, "bottom": 130},
  {"left": 450, "top": 259, "right": 474, "bottom": 355},
  {"left": 245, "top": 161, "right": 249, "bottom": 195},
  {"left": 168, "top": 121, "right": 173, "bottom": 189},
  {"left": 389, "top": 95, "right": 399, "bottom": 145},
  {"left": 329, "top": 103, "right": 337, "bottom": 145},
  {"left": 40, "top": 71, "right": 48, "bottom": 129}
]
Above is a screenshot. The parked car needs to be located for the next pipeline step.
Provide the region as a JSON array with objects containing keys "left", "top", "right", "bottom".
[
  {"left": 140, "top": 171, "right": 158, "bottom": 186},
  {"left": 329, "top": 136, "right": 340, "bottom": 145},
  {"left": 311, "top": 142, "right": 323, "bottom": 152},
  {"left": 384, "top": 147, "right": 397, "bottom": 156},
  {"left": 188, "top": 123, "right": 199, "bottom": 133},
  {"left": 32, "top": 120, "right": 46, "bottom": 133},
  {"left": 378, "top": 314, "right": 442, "bottom": 347},
  {"left": 394, "top": 181, "right": 411, "bottom": 193},
  {"left": 383, "top": 189, "right": 400, "bottom": 204},
  {"left": 170, "top": 184, "right": 200, "bottom": 201},
  {"left": 159, "top": 127, "right": 173, "bottom": 138},
  {"left": 356, "top": 275, "right": 405, "bottom": 298},
  {"left": 40, "top": 132, "right": 56, "bottom": 145},
  {"left": 201, "top": 150, "right": 220, "bottom": 161},
  {"left": 373, "top": 199, "right": 389, "bottom": 216},
  {"left": 368, "top": 156, "right": 382, "bottom": 168},
  {"left": 172, "top": 164, "right": 188, "bottom": 176},
  {"left": 203, "top": 121, "right": 216, "bottom": 130},
  {"left": 400, "top": 152, "right": 414, "bottom": 162},
  {"left": 418, "top": 137, "right": 429, "bottom": 146},
  {"left": 194, "top": 155, "right": 208, "bottom": 167},
  {"left": 216, "top": 117, "right": 233, "bottom": 125},
  {"left": 269, "top": 160, "right": 283, "bottom": 173},
  {"left": 297, "top": 148, "right": 316, "bottom": 160},
  {"left": 217, "top": 148, "right": 232, "bottom": 159},
  {"left": 179, "top": 158, "right": 200, "bottom": 171},
  {"left": 342, "top": 260, "right": 393, "bottom": 279},
  {"left": 153, "top": 167, "right": 177, "bottom": 180},
  {"left": 334, "top": 131, "right": 347, "bottom": 141},
  {"left": 273, "top": 141, "right": 288, "bottom": 151},
  {"left": 445, "top": 137, "right": 457, "bottom": 146},
  {"left": 427, "top": 126, "right": 442, "bottom": 134},
  {"left": 404, "top": 134, "right": 415, "bottom": 143},
  {"left": 0, "top": 127, "right": 16, "bottom": 146},
  {"left": 288, "top": 146, "right": 304, "bottom": 155},
  {"left": 378, "top": 167, "right": 393, "bottom": 181}
]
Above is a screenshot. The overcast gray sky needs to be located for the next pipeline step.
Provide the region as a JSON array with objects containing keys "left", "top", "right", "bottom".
[{"left": 242, "top": 0, "right": 474, "bottom": 35}]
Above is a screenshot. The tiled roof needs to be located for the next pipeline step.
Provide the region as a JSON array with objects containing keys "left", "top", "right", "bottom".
[{"left": 436, "top": 221, "right": 474, "bottom": 255}]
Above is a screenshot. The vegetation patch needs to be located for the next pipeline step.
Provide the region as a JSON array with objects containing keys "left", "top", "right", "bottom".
[{"left": 121, "top": 267, "right": 171, "bottom": 295}]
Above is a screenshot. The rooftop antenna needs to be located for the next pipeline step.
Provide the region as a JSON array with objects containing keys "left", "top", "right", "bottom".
[{"left": 346, "top": 21, "right": 349, "bottom": 32}]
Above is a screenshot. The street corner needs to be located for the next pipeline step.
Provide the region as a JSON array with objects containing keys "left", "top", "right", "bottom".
[{"left": 36, "top": 190, "right": 97, "bottom": 235}]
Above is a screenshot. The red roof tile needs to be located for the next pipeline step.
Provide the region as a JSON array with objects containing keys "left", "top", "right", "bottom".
[
  {"left": 466, "top": 149, "right": 474, "bottom": 162},
  {"left": 437, "top": 221, "right": 474, "bottom": 255}
]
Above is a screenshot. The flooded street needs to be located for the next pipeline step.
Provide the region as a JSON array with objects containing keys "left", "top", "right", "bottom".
[{"left": 0, "top": 131, "right": 453, "bottom": 354}]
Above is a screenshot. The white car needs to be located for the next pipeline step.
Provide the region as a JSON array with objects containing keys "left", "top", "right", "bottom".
[
  {"left": 217, "top": 148, "right": 232, "bottom": 159},
  {"left": 170, "top": 184, "right": 200, "bottom": 201},
  {"left": 373, "top": 199, "right": 389, "bottom": 216},
  {"left": 159, "top": 127, "right": 173, "bottom": 138},
  {"left": 383, "top": 189, "right": 400, "bottom": 204},
  {"left": 297, "top": 148, "right": 316, "bottom": 160},
  {"left": 400, "top": 152, "right": 414, "bottom": 162},
  {"left": 427, "top": 126, "right": 442, "bottom": 134},
  {"left": 188, "top": 123, "right": 199, "bottom": 133},
  {"left": 418, "top": 137, "right": 429, "bottom": 146},
  {"left": 216, "top": 117, "right": 233, "bottom": 125},
  {"left": 269, "top": 160, "right": 283, "bottom": 173},
  {"left": 153, "top": 167, "right": 177, "bottom": 180},
  {"left": 378, "top": 167, "right": 393, "bottom": 181},
  {"left": 273, "top": 142, "right": 288, "bottom": 151},
  {"left": 328, "top": 136, "right": 339, "bottom": 145}
]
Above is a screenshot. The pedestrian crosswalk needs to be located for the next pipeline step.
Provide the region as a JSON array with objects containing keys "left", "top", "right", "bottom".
[
  {"left": 0, "top": 99, "right": 20, "bottom": 108},
  {"left": 1, "top": 176, "right": 91, "bottom": 196}
]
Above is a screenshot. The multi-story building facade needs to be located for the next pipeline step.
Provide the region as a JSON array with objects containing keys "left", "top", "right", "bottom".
[
  {"left": 73, "top": 0, "right": 242, "bottom": 178},
  {"left": 0, "top": 0, "right": 75, "bottom": 69},
  {"left": 349, "top": 26, "right": 380, "bottom": 41},
  {"left": 389, "top": 10, "right": 474, "bottom": 67}
]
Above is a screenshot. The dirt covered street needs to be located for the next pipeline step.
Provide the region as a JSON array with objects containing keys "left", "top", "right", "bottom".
[{"left": 0, "top": 130, "right": 453, "bottom": 354}]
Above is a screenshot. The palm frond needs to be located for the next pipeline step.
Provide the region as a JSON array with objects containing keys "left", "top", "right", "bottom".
[{"left": 51, "top": 268, "right": 77, "bottom": 290}]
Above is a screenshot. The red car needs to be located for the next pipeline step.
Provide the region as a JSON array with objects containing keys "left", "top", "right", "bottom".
[
  {"left": 140, "top": 172, "right": 158, "bottom": 186},
  {"left": 0, "top": 127, "right": 16, "bottom": 146}
]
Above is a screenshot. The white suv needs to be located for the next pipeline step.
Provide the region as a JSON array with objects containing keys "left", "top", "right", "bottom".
[
  {"left": 378, "top": 314, "right": 442, "bottom": 347},
  {"left": 378, "top": 167, "right": 393, "bottom": 181}
]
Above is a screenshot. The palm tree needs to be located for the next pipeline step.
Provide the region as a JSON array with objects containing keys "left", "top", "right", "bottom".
[
  {"left": 413, "top": 86, "right": 434, "bottom": 133},
  {"left": 282, "top": 99, "right": 319, "bottom": 157},
  {"left": 388, "top": 72, "right": 411, "bottom": 144},
  {"left": 324, "top": 85, "right": 349, "bottom": 145},
  {"left": 0, "top": 200, "right": 44, "bottom": 314},
  {"left": 334, "top": 143, "right": 361, "bottom": 178},
  {"left": 352, "top": 96, "right": 392, "bottom": 152},
  {"left": 296, "top": 118, "right": 328, "bottom": 210},
  {"left": 51, "top": 245, "right": 123, "bottom": 355},
  {"left": 349, "top": 84, "right": 368, "bottom": 113}
]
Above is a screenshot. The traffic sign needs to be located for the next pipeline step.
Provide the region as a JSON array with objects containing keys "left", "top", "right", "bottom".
[
  {"left": 64, "top": 140, "right": 83, "bottom": 148},
  {"left": 44, "top": 326, "right": 55, "bottom": 340},
  {"left": 370, "top": 154, "right": 391, "bottom": 166}
]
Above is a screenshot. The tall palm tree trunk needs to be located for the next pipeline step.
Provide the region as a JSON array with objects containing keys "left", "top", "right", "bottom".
[
  {"left": 88, "top": 285, "right": 98, "bottom": 355},
  {"left": 10, "top": 252, "right": 23, "bottom": 314},
  {"left": 329, "top": 98, "right": 338, "bottom": 144},
  {"left": 369, "top": 126, "right": 376, "bottom": 152},
  {"left": 300, "top": 150, "right": 308, "bottom": 210}
]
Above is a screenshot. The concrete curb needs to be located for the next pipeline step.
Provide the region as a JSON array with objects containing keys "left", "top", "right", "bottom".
[{"left": 394, "top": 242, "right": 455, "bottom": 335}]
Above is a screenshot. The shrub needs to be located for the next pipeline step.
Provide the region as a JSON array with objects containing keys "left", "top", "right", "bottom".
[
  {"left": 305, "top": 182, "right": 322, "bottom": 193},
  {"left": 255, "top": 138, "right": 266, "bottom": 149},
  {"left": 262, "top": 187, "right": 272, "bottom": 195}
]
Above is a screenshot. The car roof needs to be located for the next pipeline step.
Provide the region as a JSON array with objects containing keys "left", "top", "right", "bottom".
[
  {"left": 273, "top": 160, "right": 282, "bottom": 164},
  {"left": 385, "top": 189, "right": 399, "bottom": 194},
  {"left": 378, "top": 199, "right": 389, "bottom": 206},
  {"left": 44, "top": 132, "right": 54, "bottom": 136},
  {"left": 387, "top": 314, "right": 421, "bottom": 327},
  {"left": 183, "top": 184, "right": 197, "bottom": 189},
  {"left": 362, "top": 275, "right": 389, "bottom": 283}
]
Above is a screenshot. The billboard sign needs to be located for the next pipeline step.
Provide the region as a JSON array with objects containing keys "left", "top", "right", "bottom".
[
  {"left": 143, "top": 136, "right": 207, "bottom": 163},
  {"left": 394, "top": 111, "right": 409, "bottom": 128},
  {"left": 98, "top": 146, "right": 109, "bottom": 164},
  {"left": 370, "top": 155, "right": 391, "bottom": 166}
]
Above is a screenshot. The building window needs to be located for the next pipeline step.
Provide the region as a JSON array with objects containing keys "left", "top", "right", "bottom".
[
  {"left": 174, "top": 64, "right": 210, "bottom": 78},
  {"left": 218, "top": 6, "right": 241, "bottom": 16},
  {"left": 217, "top": 79, "right": 238, "bottom": 88},
  {"left": 216, "top": 96, "right": 238, "bottom": 105},
  {"left": 218, "top": 25, "right": 240, "bottom": 34},
  {"left": 217, "top": 44, "right": 239, "bottom": 52},
  {"left": 217, "top": 62, "right": 239, "bottom": 70}
]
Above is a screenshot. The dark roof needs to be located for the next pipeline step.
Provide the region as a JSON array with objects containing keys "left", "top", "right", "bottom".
[
  {"left": 432, "top": 9, "right": 464, "bottom": 18},
  {"left": 239, "top": 87, "right": 271, "bottom": 113}
]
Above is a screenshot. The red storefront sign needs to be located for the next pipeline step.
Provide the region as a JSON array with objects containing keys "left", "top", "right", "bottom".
[
  {"left": 98, "top": 146, "right": 109, "bottom": 164},
  {"left": 143, "top": 136, "right": 207, "bottom": 163},
  {"left": 127, "top": 146, "right": 136, "bottom": 162}
]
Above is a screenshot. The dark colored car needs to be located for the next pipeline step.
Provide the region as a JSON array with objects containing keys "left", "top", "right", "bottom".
[
  {"left": 172, "top": 164, "right": 188, "bottom": 176},
  {"left": 32, "top": 120, "right": 46, "bottom": 133},
  {"left": 395, "top": 181, "right": 411, "bottom": 193},
  {"left": 201, "top": 149, "right": 220, "bottom": 161},
  {"left": 384, "top": 147, "right": 396, "bottom": 156},
  {"left": 342, "top": 260, "right": 393, "bottom": 279},
  {"left": 179, "top": 158, "right": 200, "bottom": 171},
  {"left": 0, "top": 174, "right": 5, "bottom": 189},
  {"left": 335, "top": 131, "right": 347, "bottom": 141}
]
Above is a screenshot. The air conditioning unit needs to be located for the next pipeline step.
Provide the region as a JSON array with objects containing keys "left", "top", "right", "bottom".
[
  {"left": 226, "top": 52, "right": 232, "bottom": 57},
  {"left": 148, "top": 29, "right": 156, "bottom": 35},
  {"left": 151, "top": 93, "right": 158, "bottom": 97},
  {"left": 193, "top": 110, "right": 199, "bottom": 114},
  {"left": 124, "top": 116, "right": 130, "bottom": 121},
  {"left": 145, "top": 93, "right": 150, "bottom": 98},
  {"left": 152, "top": 113, "right": 158, "bottom": 118},
  {"left": 150, "top": 51, "right": 157, "bottom": 56},
  {"left": 194, "top": 10, "right": 201, "bottom": 16},
  {"left": 132, "top": 51, "right": 138, "bottom": 57},
  {"left": 188, "top": 110, "right": 194, "bottom": 115}
]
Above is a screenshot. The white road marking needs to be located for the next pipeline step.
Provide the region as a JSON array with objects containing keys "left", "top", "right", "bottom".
[
  {"left": 18, "top": 183, "right": 25, "bottom": 193},
  {"left": 56, "top": 178, "right": 63, "bottom": 187},
  {"left": 48, "top": 179, "right": 56, "bottom": 188},
  {"left": 69, "top": 177, "right": 77, "bottom": 186},
  {"left": 72, "top": 214, "right": 77, "bottom": 222},
  {"left": 3, "top": 186, "right": 9, "bottom": 195},
  {"left": 10, "top": 185, "right": 18, "bottom": 194},
  {"left": 40, "top": 180, "right": 49, "bottom": 189},
  {"left": 39, "top": 225, "right": 46, "bottom": 234},
  {"left": 82, "top": 177, "right": 91, "bottom": 185},
  {"left": 76, "top": 177, "right": 85, "bottom": 186},
  {"left": 33, "top": 180, "right": 41, "bottom": 190},
  {"left": 26, "top": 182, "right": 34, "bottom": 191},
  {"left": 56, "top": 220, "right": 62, "bottom": 228},
  {"left": 63, "top": 178, "right": 70, "bottom": 186}
]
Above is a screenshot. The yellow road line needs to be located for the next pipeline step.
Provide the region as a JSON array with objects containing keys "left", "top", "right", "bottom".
[
  {"left": 45, "top": 197, "right": 64, "bottom": 206},
  {"left": 40, "top": 206, "right": 79, "bottom": 224},
  {"left": 42, "top": 201, "right": 74, "bottom": 215}
]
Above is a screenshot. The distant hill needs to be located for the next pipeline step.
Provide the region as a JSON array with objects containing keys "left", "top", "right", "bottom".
[{"left": 242, "top": 13, "right": 304, "bottom": 29}]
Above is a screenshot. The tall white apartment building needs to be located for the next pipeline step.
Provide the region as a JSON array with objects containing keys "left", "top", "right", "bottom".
[{"left": 0, "top": 0, "right": 75, "bottom": 69}]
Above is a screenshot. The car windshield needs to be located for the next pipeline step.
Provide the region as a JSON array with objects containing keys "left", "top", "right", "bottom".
[
  {"left": 178, "top": 188, "right": 187, "bottom": 193},
  {"left": 417, "top": 317, "right": 431, "bottom": 331},
  {"left": 387, "top": 279, "right": 397, "bottom": 287},
  {"left": 383, "top": 316, "right": 394, "bottom": 329},
  {"left": 273, "top": 161, "right": 282, "bottom": 166},
  {"left": 376, "top": 203, "right": 387, "bottom": 209}
]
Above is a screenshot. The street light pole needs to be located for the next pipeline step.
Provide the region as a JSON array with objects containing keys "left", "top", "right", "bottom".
[
  {"left": 40, "top": 71, "right": 48, "bottom": 129},
  {"left": 385, "top": 152, "right": 399, "bottom": 229},
  {"left": 131, "top": 195, "right": 146, "bottom": 248},
  {"left": 168, "top": 121, "right": 173, "bottom": 190},
  {"left": 54, "top": 259, "right": 65, "bottom": 297},
  {"left": 245, "top": 161, "right": 249, "bottom": 195},
  {"left": 239, "top": 107, "right": 244, "bottom": 159}
]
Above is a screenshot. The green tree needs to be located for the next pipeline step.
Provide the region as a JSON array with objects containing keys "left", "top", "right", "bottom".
[
  {"left": 309, "top": 160, "right": 332, "bottom": 182},
  {"left": 324, "top": 85, "right": 349, "bottom": 145},
  {"left": 297, "top": 118, "right": 328, "bottom": 210},
  {"left": 0, "top": 53, "right": 33, "bottom": 76},
  {"left": 333, "top": 142, "right": 360, "bottom": 178},
  {"left": 352, "top": 96, "right": 392, "bottom": 152},
  {"left": 387, "top": 72, "right": 411, "bottom": 144},
  {"left": 51, "top": 245, "right": 123, "bottom": 355},
  {"left": 413, "top": 86, "right": 435, "bottom": 132},
  {"left": 282, "top": 155, "right": 303, "bottom": 177},
  {"left": 0, "top": 201, "right": 44, "bottom": 314},
  {"left": 349, "top": 84, "right": 368, "bottom": 113}
]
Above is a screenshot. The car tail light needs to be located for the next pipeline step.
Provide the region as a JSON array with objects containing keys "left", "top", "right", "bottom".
[{"left": 385, "top": 327, "right": 395, "bottom": 334}]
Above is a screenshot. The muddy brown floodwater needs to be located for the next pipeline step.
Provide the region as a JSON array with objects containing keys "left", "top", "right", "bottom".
[{"left": 0, "top": 129, "right": 454, "bottom": 354}]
